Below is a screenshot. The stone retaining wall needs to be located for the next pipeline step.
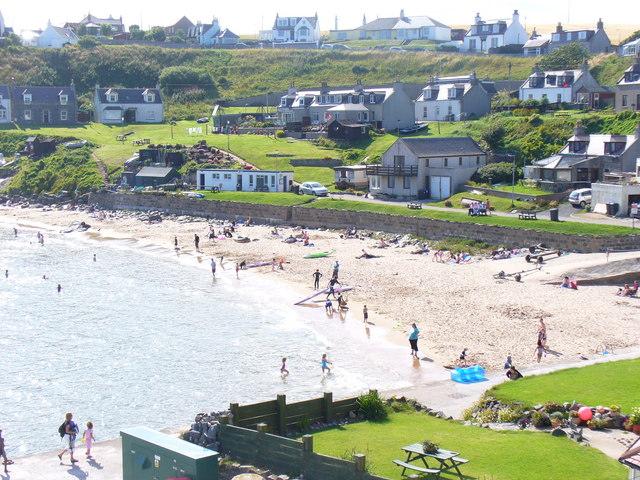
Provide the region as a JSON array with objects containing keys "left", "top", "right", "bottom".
[{"left": 89, "top": 192, "right": 640, "bottom": 253}]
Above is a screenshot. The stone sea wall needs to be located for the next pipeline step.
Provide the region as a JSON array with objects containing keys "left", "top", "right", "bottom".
[{"left": 89, "top": 192, "right": 640, "bottom": 253}]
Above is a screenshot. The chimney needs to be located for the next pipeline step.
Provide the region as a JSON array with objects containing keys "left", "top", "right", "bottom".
[
  {"left": 334, "top": 16, "right": 338, "bottom": 30},
  {"left": 556, "top": 22, "right": 563, "bottom": 33},
  {"left": 362, "top": 14, "right": 367, "bottom": 26},
  {"left": 530, "top": 27, "right": 538, "bottom": 39},
  {"left": 475, "top": 12, "right": 482, "bottom": 24},
  {"left": 574, "top": 122, "right": 587, "bottom": 137},
  {"left": 513, "top": 10, "right": 520, "bottom": 23},
  {"left": 581, "top": 59, "right": 589, "bottom": 72},
  {"left": 288, "top": 83, "right": 297, "bottom": 95},
  {"left": 597, "top": 18, "right": 604, "bottom": 30},
  {"left": 400, "top": 9, "right": 405, "bottom": 20}
]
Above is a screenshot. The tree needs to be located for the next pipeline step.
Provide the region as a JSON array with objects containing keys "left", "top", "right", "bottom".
[
  {"left": 145, "top": 27, "right": 166, "bottom": 43},
  {"left": 100, "top": 24, "right": 113, "bottom": 37},
  {"left": 0, "top": 33, "right": 22, "bottom": 48},
  {"left": 129, "top": 25, "right": 145, "bottom": 40},
  {"left": 78, "top": 36, "right": 99, "bottom": 49},
  {"left": 76, "top": 24, "right": 87, "bottom": 36},
  {"left": 539, "top": 43, "right": 590, "bottom": 71}
]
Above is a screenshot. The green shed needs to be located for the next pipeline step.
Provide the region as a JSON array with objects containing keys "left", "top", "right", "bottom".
[{"left": 121, "top": 426, "right": 218, "bottom": 480}]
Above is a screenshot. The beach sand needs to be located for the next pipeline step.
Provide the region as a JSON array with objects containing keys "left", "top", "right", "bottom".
[{"left": 3, "top": 204, "right": 640, "bottom": 371}]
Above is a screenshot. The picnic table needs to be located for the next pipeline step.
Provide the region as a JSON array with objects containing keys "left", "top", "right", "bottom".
[{"left": 394, "top": 443, "right": 468, "bottom": 479}]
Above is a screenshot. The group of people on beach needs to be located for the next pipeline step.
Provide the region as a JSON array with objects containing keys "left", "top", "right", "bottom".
[{"left": 57, "top": 413, "right": 95, "bottom": 465}]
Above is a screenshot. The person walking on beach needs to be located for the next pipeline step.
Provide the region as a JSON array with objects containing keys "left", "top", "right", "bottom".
[
  {"left": 312, "top": 269, "right": 323, "bottom": 290},
  {"left": 57, "top": 284, "right": 62, "bottom": 293},
  {"left": 0, "top": 429, "right": 12, "bottom": 473},
  {"left": 174, "top": 236, "right": 179, "bottom": 250},
  {"left": 235, "top": 263, "right": 240, "bottom": 279},
  {"left": 13, "top": 227, "right": 17, "bottom": 237},
  {"left": 82, "top": 421, "right": 95, "bottom": 458},
  {"left": 280, "top": 357, "right": 289, "bottom": 377},
  {"left": 210, "top": 258, "right": 216, "bottom": 278},
  {"left": 58, "top": 413, "right": 79, "bottom": 463},
  {"left": 321, "top": 354, "right": 332, "bottom": 375},
  {"left": 537, "top": 318, "right": 547, "bottom": 348},
  {"left": 194, "top": 234, "right": 200, "bottom": 252},
  {"left": 363, "top": 305, "right": 368, "bottom": 323},
  {"left": 4, "top": 270, "right": 7, "bottom": 279},
  {"left": 93, "top": 254, "right": 97, "bottom": 262},
  {"left": 327, "top": 277, "right": 342, "bottom": 299},
  {"left": 332, "top": 261, "right": 340, "bottom": 279},
  {"left": 408, "top": 323, "right": 420, "bottom": 358}
]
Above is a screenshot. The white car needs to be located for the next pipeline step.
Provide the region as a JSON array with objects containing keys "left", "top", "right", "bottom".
[
  {"left": 300, "top": 182, "right": 328, "bottom": 196},
  {"left": 569, "top": 188, "right": 592, "bottom": 208}
]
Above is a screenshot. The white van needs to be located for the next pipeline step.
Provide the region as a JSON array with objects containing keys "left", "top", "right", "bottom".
[{"left": 569, "top": 188, "right": 592, "bottom": 208}]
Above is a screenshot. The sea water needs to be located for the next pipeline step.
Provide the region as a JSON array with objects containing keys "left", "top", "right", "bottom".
[{"left": 0, "top": 221, "right": 411, "bottom": 456}]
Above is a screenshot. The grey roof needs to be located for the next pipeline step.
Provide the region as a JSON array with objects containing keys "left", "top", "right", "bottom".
[
  {"left": 50, "top": 25, "right": 78, "bottom": 40},
  {"left": 11, "top": 85, "right": 76, "bottom": 105},
  {"left": 136, "top": 167, "right": 175, "bottom": 178},
  {"left": 524, "top": 36, "right": 550, "bottom": 48},
  {"left": 97, "top": 87, "right": 162, "bottom": 105},
  {"left": 218, "top": 28, "right": 239, "bottom": 39},
  {"left": 399, "top": 137, "right": 485, "bottom": 157},
  {"left": 273, "top": 16, "right": 318, "bottom": 30},
  {"left": 79, "top": 14, "right": 123, "bottom": 26}
]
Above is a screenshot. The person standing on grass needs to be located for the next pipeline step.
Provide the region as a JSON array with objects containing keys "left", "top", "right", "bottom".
[
  {"left": 58, "top": 413, "right": 79, "bottom": 464},
  {"left": 408, "top": 323, "right": 420, "bottom": 358},
  {"left": 363, "top": 305, "right": 368, "bottom": 323},
  {"left": 312, "top": 269, "right": 323, "bottom": 290}
]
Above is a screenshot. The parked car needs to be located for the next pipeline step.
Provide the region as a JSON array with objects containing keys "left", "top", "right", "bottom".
[
  {"left": 196, "top": 117, "right": 210, "bottom": 124},
  {"left": 300, "top": 182, "right": 328, "bottom": 196},
  {"left": 569, "top": 188, "right": 592, "bottom": 208}
]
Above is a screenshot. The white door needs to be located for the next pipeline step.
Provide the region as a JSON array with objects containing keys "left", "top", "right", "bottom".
[{"left": 430, "top": 176, "right": 451, "bottom": 200}]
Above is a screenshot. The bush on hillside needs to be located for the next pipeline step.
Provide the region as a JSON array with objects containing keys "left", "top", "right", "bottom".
[
  {"left": 471, "top": 162, "right": 522, "bottom": 185},
  {"left": 539, "top": 43, "right": 590, "bottom": 70},
  {"left": 159, "top": 66, "right": 217, "bottom": 99}
]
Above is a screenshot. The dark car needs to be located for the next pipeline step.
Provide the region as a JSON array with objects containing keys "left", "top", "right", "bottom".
[{"left": 196, "top": 117, "right": 210, "bottom": 124}]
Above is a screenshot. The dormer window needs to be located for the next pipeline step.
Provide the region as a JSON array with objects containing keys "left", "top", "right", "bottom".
[
  {"left": 23, "top": 93, "right": 32, "bottom": 105},
  {"left": 579, "top": 31, "right": 587, "bottom": 40},
  {"left": 280, "top": 98, "right": 287, "bottom": 107},
  {"left": 604, "top": 142, "right": 626, "bottom": 155},
  {"left": 369, "top": 94, "right": 376, "bottom": 104},
  {"left": 529, "top": 76, "right": 545, "bottom": 88},
  {"left": 482, "top": 25, "right": 488, "bottom": 32},
  {"left": 546, "top": 75, "right": 557, "bottom": 86},
  {"left": 143, "top": 92, "right": 155, "bottom": 103},
  {"left": 569, "top": 141, "right": 588, "bottom": 153},
  {"left": 59, "top": 94, "right": 68, "bottom": 105},
  {"left": 359, "top": 95, "right": 365, "bottom": 104},
  {"left": 107, "top": 91, "right": 118, "bottom": 103},
  {"left": 448, "top": 87, "right": 457, "bottom": 99},
  {"left": 335, "top": 94, "right": 342, "bottom": 103}
]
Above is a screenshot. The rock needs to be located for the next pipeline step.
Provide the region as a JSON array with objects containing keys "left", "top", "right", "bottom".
[
  {"left": 435, "top": 411, "right": 447, "bottom": 419},
  {"left": 551, "top": 428, "right": 567, "bottom": 437}
]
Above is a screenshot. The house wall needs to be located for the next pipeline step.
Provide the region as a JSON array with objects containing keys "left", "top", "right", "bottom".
[
  {"left": 0, "top": 97, "right": 10, "bottom": 124},
  {"left": 616, "top": 86, "right": 640, "bottom": 112},
  {"left": 197, "top": 170, "right": 293, "bottom": 192},
  {"left": 36, "top": 27, "right": 77, "bottom": 48},
  {"left": 504, "top": 19, "right": 528, "bottom": 45},
  {"left": 620, "top": 140, "right": 640, "bottom": 172},
  {"left": 373, "top": 141, "right": 422, "bottom": 198},
  {"left": 461, "top": 84, "right": 492, "bottom": 119},
  {"left": 519, "top": 86, "right": 573, "bottom": 103},
  {"left": 415, "top": 99, "right": 462, "bottom": 121},
  {"left": 588, "top": 29, "right": 612, "bottom": 54},
  {"left": 591, "top": 182, "right": 640, "bottom": 216},
  {"left": 95, "top": 100, "right": 164, "bottom": 124},
  {"left": 12, "top": 99, "right": 77, "bottom": 126},
  {"left": 381, "top": 86, "right": 415, "bottom": 130}
]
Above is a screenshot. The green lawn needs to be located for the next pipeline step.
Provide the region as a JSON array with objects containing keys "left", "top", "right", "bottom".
[
  {"left": 431, "top": 192, "right": 537, "bottom": 212},
  {"left": 306, "top": 198, "right": 640, "bottom": 236},
  {"left": 216, "top": 106, "right": 277, "bottom": 115},
  {"left": 491, "top": 184, "right": 554, "bottom": 197},
  {"left": 311, "top": 412, "right": 626, "bottom": 480},
  {"left": 197, "top": 191, "right": 313, "bottom": 206},
  {"left": 490, "top": 359, "right": 640, "bottom": 413}
]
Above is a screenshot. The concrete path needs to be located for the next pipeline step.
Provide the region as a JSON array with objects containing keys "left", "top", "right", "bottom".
[{"left": 3, "top": 438, "right": 122, "bottom": 480}]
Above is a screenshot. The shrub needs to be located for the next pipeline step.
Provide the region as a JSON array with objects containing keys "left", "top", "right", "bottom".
[
  {"left": 498, "top": 407, "right": 525, "bottom": 423},
  {"left": 314, "top": 137, "right": 338, "bottom": 149},
  {"left": 539, "top": 42, "right": 590, "bottom": 70},
  {"left": 543, "top": 402, "right": 566, "bottom": 415},
  {"left": 160, "top": 66, "right": 217, "bottom": 98},
  {"left": 477, "top": 408, "right": 498, "bottom": 424},
  {"left": 357, "top": 391, "right": 388, "bottom": 421},
  {"left": 610, "top": 405, "right": 621, "bottom": 414},
  {"left": 275, "top": 130, "right": 285, "bottom": 138},
  {"left": 627, "top": 407, "right": 640, "bottom": 426},
  {"left": 472, "top": 162, "right": 522, "bottom": 185},
  {"left": 531, "top": 411, "right": 551, "bottom": 429},
  {"left": 462, "top": 407, "right": 475, "bottom": 422},
  {"left": 444, "top": 200, "right": 453, "bottom": 208},
  {"left": 389, "top": 400, "right": 415, "bottom": 413},
  {"left": 587, "top": 418, "right": 609, "bottom": 430},
  {"left": 528, "top": 114, "right": 543, "bottom": 127}
]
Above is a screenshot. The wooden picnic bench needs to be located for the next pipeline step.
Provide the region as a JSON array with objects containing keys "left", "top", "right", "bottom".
[
  {"left": 407, "top": 202, "right": 423, "bottom": 210},
  {"left": 518, "top": 211, "right": 537, "bottom": 220},
  {"left": 394, "top": 443, "right": 469, "bottom": 479}
]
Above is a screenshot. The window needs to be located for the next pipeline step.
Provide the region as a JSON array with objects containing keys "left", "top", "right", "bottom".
[
  {"left": 425, "top": 159, "right": 430, "bottom": 167},
  {"left": 23, "top": 94, "right": 32, "bottom": 105},
  {"left": 423, "top": 107, "right": 428, "bottom": 119},
  {"left": 107, "top": 93, "right": 118, "bottom": 102},
  {"left": 359, "top": 95, "right": 365, "bottom": 104},
  {"left": 447, "top": 105, "right": 453, "bottom": 115},
  {"left": 223, "top": 173, "right": 232, "bottom": 180},
  {"left": 59, "top": 94, "right": 68, "bottom": 105},
  {"left": 60, "top": 110, "right": 68, "bottom": 121},
  {"left": 566, "top": 32, "right": 572, "bottom": 40},
  {"left": 403, "top": 176, "right": 411, "bottom": 189},
  {"left": 146, "top": 111, "right": 156, "bottom": 121},
  {"left": 579, "top": 31, "right": 587, "bottom": 40},
  {"left": 476, "top": 156, "right": 480, "bottom": 165},
  {"left": 0, "top": 110, "right": 6, "bottom": 120},
  {"left": 335, "top": 94, "right": 342, "bottom": 103},
  {"left": 280, "top": 98, "right": 287, "bottom": 107},
  {"left": 387, "top": 175, "right": 395, "bottom": 188},
  {"left": 444, "top": 158, "right": 448, "bottom": 167},
  {"left": 459, "top": 157, "right": 463, "bottom": 166},
  {"left": 528, "top": 94, "right": 533, "bottom": 100},
  {"left": 212, "top": 173, "right": 220, "bottom": 179},
  {"left": 370, "top": 175, "right": 380, "bottom": 189},
  {"left": 144, "top": 93, "right": 155, "bottom": 103},
  {"left": 622, "top": 95, "right": 628, "bottom": 107},
  {"left": 393, "top": 155, "right": 405, "bottom": 168},
  {"left": 557, "top": 94, "right": 562, "bottom": 103},
  {"left": 270, "top": 175, "right": 276, "bottom": 187},
  {"left": 468, "top": 39, "right": 477, "bottom": 50},
  {"left": 369, "top": 94, "right": 376, "bottom": 104},
  {"left": 249, "top": 175, "right": 254, "bottom": 186},
  {"left": 491, "top": 37, "right": 499, "bottom": 48},
  {"left": 24, "top": 110, "right": 32, "bottom": 121},
  {"left": 347, "top": 95, "right": 353, "bottom": 103}
]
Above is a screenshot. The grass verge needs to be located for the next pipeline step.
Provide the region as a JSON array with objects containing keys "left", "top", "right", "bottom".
[
  {"left": 197, "top": 191, "right": 314, "bottom": 206},
  {"left": 311, "top": 412, "right": 626, "bottom": 480}
]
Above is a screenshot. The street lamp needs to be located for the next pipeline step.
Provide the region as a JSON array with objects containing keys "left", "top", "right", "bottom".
[
  {"left": 170, "top": 121, "right": 177, "bottom": 139},
  {"left": 227, "top": 121, "right": 230, "bottom": 152},
  {"left": 509, "top": 153, "right": 517, "bottom": 208}
]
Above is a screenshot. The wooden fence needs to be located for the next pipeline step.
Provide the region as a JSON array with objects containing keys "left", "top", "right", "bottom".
[
  {"left": 229, "top": 392, "right": 360, "bottom": 435},
  {"left": 218, "top": 421, "right": 389, "bottom": 480}
]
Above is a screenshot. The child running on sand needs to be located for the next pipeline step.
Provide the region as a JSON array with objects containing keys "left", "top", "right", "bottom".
[
  {"left": 83, "top": 422, "right": 95, "bottom": 457},
  {"left": 321, "top": 354, "right": 332, "bottom": 375},
  {"left": 280, "top": 358, "right": 289, "bottom": 377}
]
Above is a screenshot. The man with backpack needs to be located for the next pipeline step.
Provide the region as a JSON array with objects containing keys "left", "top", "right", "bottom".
[{"left": 57, "top": 413, "right": 79, "bottom": 464}]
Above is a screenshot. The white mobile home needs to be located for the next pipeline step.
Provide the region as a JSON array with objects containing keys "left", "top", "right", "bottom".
[{"left": 197, "top": 169, "right": 294, "bottom": 192}]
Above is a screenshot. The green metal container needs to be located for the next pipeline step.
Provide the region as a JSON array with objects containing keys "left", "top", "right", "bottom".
[{"left": 121, "top": 426, "right": 218, "bottom": 480}]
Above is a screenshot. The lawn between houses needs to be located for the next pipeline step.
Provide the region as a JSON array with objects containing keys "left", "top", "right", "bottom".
[
  {"left": 197, "top": 191, "right": 314, "bottom": 206},
  {"left": 311, "top": 411, "right": 626, "bottom": 480},
  {"left": 306, "top": 198, "right": 640, "bottom": 236},
  {"left": 489, "top": 358, "right": 640, "bottom": 414}
]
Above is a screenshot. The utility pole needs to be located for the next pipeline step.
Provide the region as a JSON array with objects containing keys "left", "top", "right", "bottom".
[{"left": 510, "top": 153, "right": 517, "bottom": 208}]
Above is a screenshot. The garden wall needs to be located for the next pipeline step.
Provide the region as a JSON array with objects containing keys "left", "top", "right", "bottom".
[
  {"left": 88, "top": 192, "right": 640, "bottom": 253},
  {"left": 218, "top": 423, "right": 388, "bottom": 480}
]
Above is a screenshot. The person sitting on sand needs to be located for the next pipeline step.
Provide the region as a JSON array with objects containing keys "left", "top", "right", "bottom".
[
  {"left": 560, "top": 276, "right": 578, "bottom": 289},
  {"left": 357, "top": 249, "right": 376, "bottom": 259},
  {"left": 337, "top": 295, "right": 348, "bottom": 311},
  {"left": 325, "top": 299, "right": 334, "bottom": 314},
  {"left": 506, "top": 366, "right": 523, "bottom": 380},
  {"left": 271, "top": 227, "right": 279, "bottom": 236},
  {"left": 617, "top": 284, "right": 632, "bottom": 296},
  {"left": 378, "top": 238, "right": 389, "bottom": 248},
  {"left": 458, "top": 348, "right": 469, "bottom": 367}
]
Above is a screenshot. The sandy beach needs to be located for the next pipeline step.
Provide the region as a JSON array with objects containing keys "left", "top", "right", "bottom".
[{"left": 3, "top": 204, "right": 640, "bottom": 372}]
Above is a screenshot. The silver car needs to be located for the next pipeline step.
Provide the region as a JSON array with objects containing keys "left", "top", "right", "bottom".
[{"left": 300, "top": 182, "right": 328, "bottom": 196}]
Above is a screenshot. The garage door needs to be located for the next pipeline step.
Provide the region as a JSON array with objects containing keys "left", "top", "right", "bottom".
[{"left": 430, "top": 176, "right": 451, "bottom": 200}]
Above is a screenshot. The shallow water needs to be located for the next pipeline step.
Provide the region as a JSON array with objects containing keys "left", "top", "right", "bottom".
[{"left": 0, "top": 220, "right": 411, "bottom": 456}]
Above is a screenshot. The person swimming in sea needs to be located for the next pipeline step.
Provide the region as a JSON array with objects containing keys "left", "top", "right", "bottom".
[
  {"left": 321, "top": 354, "right": 332, "bottom": 375},
  {"left": 280, "top": 357, "right": 289, "bottom": 377}
]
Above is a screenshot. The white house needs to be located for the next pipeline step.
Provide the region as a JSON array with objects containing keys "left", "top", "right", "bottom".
[
  {"left": 35, "top": 23, "right": 78, "bottom": 48},
  {"left": 271, "top": 14, "right": 320, "bottom": 43},
  {"left": 622, "top": 38, "right": 640, "bottom": 57},
  {"left": 519, "top": 64, "right": 603, "bottom": 105},
  {"left": 197, "top": 169, "right": 294, "bottom": 193},
  {"left": 0, "top": 9, "right": 5, "bottom": 37},
  {"left": 0, "top": 86, "right": 11, "bottom": 124},
  {"left": 191, "top": 18, "right": 240, "bottom": 46},
  {"left": 334, "top": 165, "right": 368, "bottom": 188},
  {"left": 463, "top": 10, "right": 527, "bottom": 53},
  {"left": 94, "top": 86, "right": 164, "bottom": 124}
]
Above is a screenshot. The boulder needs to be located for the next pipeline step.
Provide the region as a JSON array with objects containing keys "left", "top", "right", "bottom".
[{"left": 551, "top": 428, "right": 567, "bottom": 437}]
